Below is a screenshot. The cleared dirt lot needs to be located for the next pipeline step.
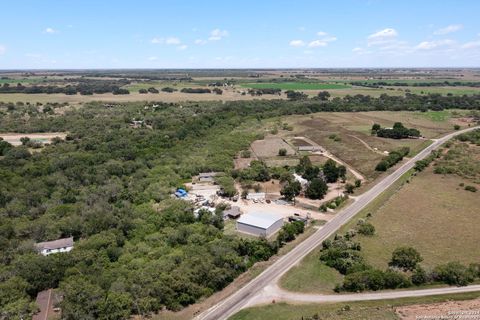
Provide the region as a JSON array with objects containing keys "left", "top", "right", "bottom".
[
  {"left": 396, "top": 298, "right": 480, "bottom": 320},
  {"left": 285, "top": 111, "right": 465, "bottom": 180},
  {"left": 0, "top": 132, "right": 67, "bottom": 146},
  {"left": 250, "top": 136, "right": 296, "bottom": 158}
]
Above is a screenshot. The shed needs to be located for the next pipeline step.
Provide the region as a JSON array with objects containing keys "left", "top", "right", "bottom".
[
  {"left": 236, "top": 212, "right": 284, "bottom": 237},
  {"left": 35, "top": 237, "right": 74, "bottom": 256},
  {"left": 223, "top": 206, "right": 242, "bottom": 219}
]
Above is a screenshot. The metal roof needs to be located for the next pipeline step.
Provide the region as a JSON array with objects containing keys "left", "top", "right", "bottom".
[
  {"left": 35, "top": 237, "right": 74, "bottom": 251},
  {"left": 237, "top": 212, "right": 283, "bottom": 229}
]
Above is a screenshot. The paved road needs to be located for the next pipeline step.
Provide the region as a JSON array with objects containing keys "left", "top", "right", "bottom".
[{"left": 195, "top": 126, "right": 480, "bottom": 320}]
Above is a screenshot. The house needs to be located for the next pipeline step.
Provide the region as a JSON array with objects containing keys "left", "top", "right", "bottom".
[
  {"left": 198, "top": 172, "right": 220, "bottom": 183},
  {"left": 175, "top": 188, "right": 188, "bottom": 198},
  {"left": 236, "top": 212, "right": 284, "bottom": 237},
  {"left": 223, "top": 206, "right": 242, "bottom": 219},
  {"left": 35, "top": 237, "right": 74, "bottom": 256},
  {"left": 293, "top": 173, "right": 308, "bottom": 188}
]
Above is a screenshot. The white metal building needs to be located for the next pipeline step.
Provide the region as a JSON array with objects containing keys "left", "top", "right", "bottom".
[
  {"left": 35, "top": 237, "right": 74, "bottom": 256},
  {"left": 236, "top": 212, "right": 284, "bottom": 237}
]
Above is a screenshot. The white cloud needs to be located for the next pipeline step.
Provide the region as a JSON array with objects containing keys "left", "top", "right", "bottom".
[
  {"left": 177, "top": 45, "right": 188, "bottom": 50},
  {"left": 209, "top": 29, "right": 229, "bottom": 41},
  {"left": 298, "top": 26, "right": 306, "bottom": 32},
  {"left": 434, "top": 24, "right": 463, "bottom": 35},
  {"left": 148, "top": 56, "right": 158, "bottom": 61},
  {"left": 165, "top": 37, "right": 181, "bottom": 45},
  {"left": 289, "top": 40, "right": 305, "bottom": 47},
  {"left": 151, "top": 37, "right": 164, "bottom": 44},
  {"left": 194, "top": 39, "right": 207, "bottom": 45},
  {"left": 415, "top": 39, "right": 455, "bottom": 50},
  {"left": 352, "top": 47, "right": 363, "bottom": 53},
  {"left": 25, "top": 53, "right": 41, "bottom": 58},
  {"left": 44, "top": 27, "right": 57, "bottom": 34},
  {"left": 367, "top": 28, "right": 398, "bottom": 46},
  {"left": 0, "top": 45, "right": 5, "bottom": 55},
  {"left": 292, "top": 33, "right": 336, "bottom": 49},
  {"left": 461, "top": 40, "right": 480, "bottom": 49},
  {"left": 308, "top": 40, "right": 328, "bottom": 48},
  {"left": 151, "top": 37, "right": 182, "bottom": 45}
]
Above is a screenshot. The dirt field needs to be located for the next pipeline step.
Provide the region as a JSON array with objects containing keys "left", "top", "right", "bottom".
[
  {"left": 396, "top": 298, "right": 480, "bottom": 320},
  {"left": 0, "top": 132, "right": 67, "bottom": 146},
  {"left": 284, "top": 111, "right": 465, "bottom": 180},
  {"left": 250, "top": 136, "right": 296, "bottom": 158},
  {"left": 358, "top": 166, "right": 480, "bottom": 269}
]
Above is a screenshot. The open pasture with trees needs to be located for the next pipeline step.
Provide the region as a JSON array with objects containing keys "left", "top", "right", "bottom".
[
  {"left": 1, "top": 91, "right": 480, "bottom": 318},
  {"left": 241, "top": 82, "right": 350, "bottom": 90},
  {"left": 289, "top": 110, "right": 464, "bottom": 180}
]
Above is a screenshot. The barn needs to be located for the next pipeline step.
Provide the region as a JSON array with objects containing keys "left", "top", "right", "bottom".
[{"left": 236, "top": 212, "right": 284, "bottom": 237}]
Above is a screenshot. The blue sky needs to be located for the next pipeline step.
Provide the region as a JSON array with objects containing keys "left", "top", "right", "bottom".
[{"left": 1, "top": 0, "right": 480, "bottom": 68}]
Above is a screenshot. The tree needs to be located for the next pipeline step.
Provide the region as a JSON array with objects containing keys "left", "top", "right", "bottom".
[
  {"left": 411, "top": 266, "right": 428, "bottom": 285},
  {"left": 371, "top": 123, "right": 381, "bottom": 132},
  {"left": 280, "top": 181, "right": 301, "bottom": 201},
  {"left": 357, "top": 222, "right": 375, "bottom": 236},
  {"left": 60, "top": 276, "right": 105, "bottom": 320},
  {"left": 323, "top": 159, "right": 339, "bottom": 183},
  {"left": 433, "top": 262, "right": 475, "bottom": 286},
  {"left": 344, "top": 183, "right": 355, "bottom": 194},
  {"left": 99, "top": 292, "right": 133, "bottom": 320},
  {"left": 20, "top": 137, "right": 30, "bottom": 145},
  {"left": 317, "top": 91, "right": 330, "bottom": 101},
  {"left": 354, "top": 179, "right": 362, "bottom": 188},
  {"left": 454, "top": 124, "right": 461, "bottom": 130},
  {"left": 278, "top": 148, "right": 287, "bottom": 156},
  {"left": 305, "top": 178, "right": 328, "bottom": 200},
  {"left": 285, "top": 90, "right": 308, "bottom": 100},
  {"left": 389, "top": 247, "right": 423, "bottom": 271},
  {"left": 375, "top": 160, "right": 389, "bottom": 171}
]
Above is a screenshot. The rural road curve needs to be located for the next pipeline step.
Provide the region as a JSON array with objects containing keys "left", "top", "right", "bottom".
[{"left": 195, "top": 126, "right": 480, "bottom": 320}]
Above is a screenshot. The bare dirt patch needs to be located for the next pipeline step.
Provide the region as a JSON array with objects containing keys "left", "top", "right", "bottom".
[
  {"left": 0, "top": 132, "right": 67, "bottom": 146},
  {"left": 395, "top": 298, "right": 480, "bottom": 320},
  {"left": 251, "top": 136, "right": 296, "bottom": 158}
]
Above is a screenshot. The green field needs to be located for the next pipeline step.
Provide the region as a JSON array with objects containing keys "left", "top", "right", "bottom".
[
  {"left": 242, "top": 82, "right": 351, "bottom": 90},
  {"left": 230, "top": 292, "right": 480, "bottom": 320},
  {"left": 279, "top": 251, "right": 342, "bottom": 293}
]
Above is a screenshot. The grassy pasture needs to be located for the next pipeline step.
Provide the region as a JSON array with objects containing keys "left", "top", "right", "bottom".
[
  {"left": 230, "top": 292, "right": 480, "bottom": 320},
  {"left": 241, "top": 82, "right": 350, "bottom": 90},
  {"left": 290, "top": 111, "right": 459, "bottom": 180},
  {"left": 357, "top": 166, "right": 480, "bottom": 269}
]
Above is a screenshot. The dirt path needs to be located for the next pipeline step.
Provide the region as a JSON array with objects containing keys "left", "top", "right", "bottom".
[
  {"left": 251, "top": 283, "right": 480, "bottom": 306},
  {"left": 346, "top": 134, "right": 386, "bottom": 155},
  {"left": 0, "top": 132, "right": 67, "bottom": 146},
  {"left": 294, "top": 136, "right": 366, "bottom": 181}
]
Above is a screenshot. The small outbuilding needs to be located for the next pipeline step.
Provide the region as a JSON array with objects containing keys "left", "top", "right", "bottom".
[
  {"left": 35, "top": 237, "right": 74, "bottom": 256},
  {"left": 236, "top": 212, "right": 284, "bottom": 237},
  {"left": 246, "top": 192, "right": 266, "bottom": 201},
  {"left": 223, "top": 206, "right": 242, "bottom": 219}
]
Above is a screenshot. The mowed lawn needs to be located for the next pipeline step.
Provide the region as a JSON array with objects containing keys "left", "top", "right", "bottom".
[
  {"left": 230, "top": 292, "right": 480, "bottom": 320},
  {"left": 242, "top": 82, "right": 350, "bottom": 90},
  {"left": 279, "top": 251, "right": 343, "bottom": 293},
  {"left": 358, "top": 166, "right": 480, "bottom": 269}
]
